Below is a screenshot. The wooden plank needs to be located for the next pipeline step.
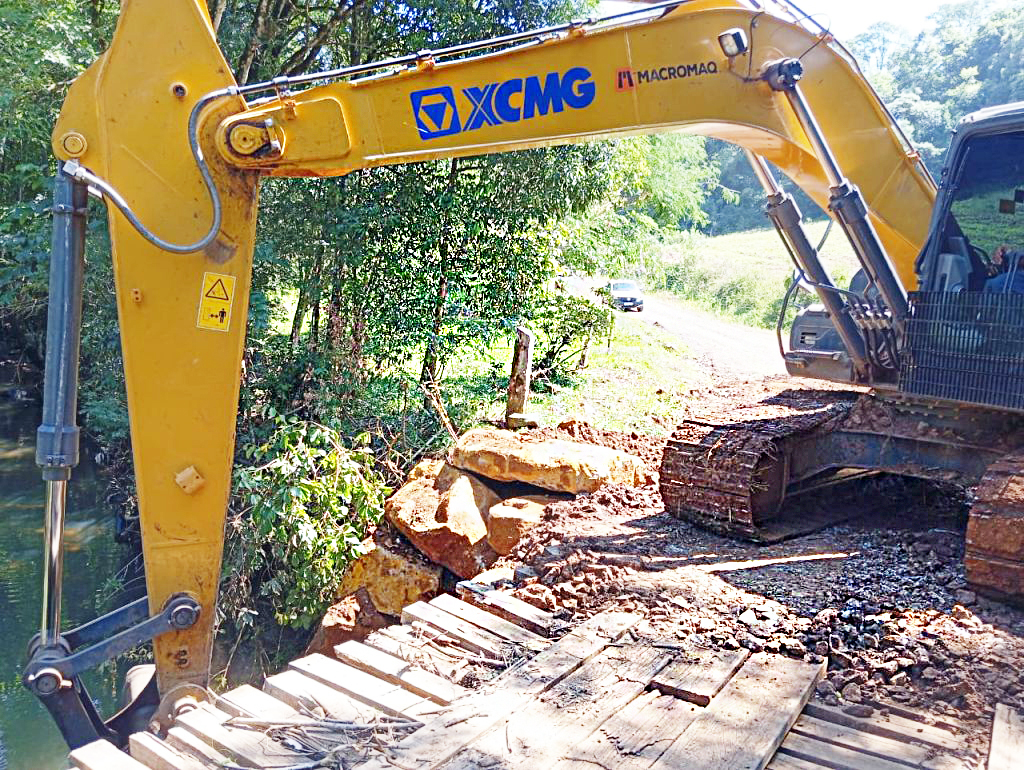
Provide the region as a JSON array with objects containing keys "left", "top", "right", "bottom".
[
  {"left": 866, "top": 700, "right": 967, "bottom": 736},
  {"left": 218, "top": 684, "right": 298, "bottom": 720},
  {"left": 803, "top": 702, "right": 962, "bottom": 752},
  {"left": 264, "top": 669, "right": 380, "bottom": 721},
  {"left": 552, "top": 689, "right": 702, "bottom": 770},
  {"left": 790, "top": 714, "right": 967, "bottom": 770},
  {"left": 456, "top": 581, "right": 556, "bottom": 636},
  {"left": 402, "top": 601, "right": 508, "bottom": 658},
  {"left": 335, "top": 640, "right": 469, "bottom": 705},
  {"left": 990, "top": 704, "right": 1024, "bottom": 770},
  {"left": 781, "top": 731, "right": 932, "bottom": 770},
  {"left": 129, "top": 732, "right": 211, "bottom": 770},
  {"left": 444, "top": 644, "right": 672, "bottom": 769},
  {"left": 767, "top": 755, "right": 831, "bottom": 770},
  {"left": 363, "top": 625, "right": 464, "bottom": 680},
  {"left": 175, "top": 703, "right": 308, "bottom": 768},
  {"left": 648, "top": 654, "right": 824, "bottom": 770},
  {"left": 165, "top": 726, "right": 230, "bottom": 767},
  {"left": 70, "top": 739, "right": 151, "bottom": 770},
  {"left": 354, "top": 610, "right": 640, "bottom": 770},
  {"left": 649, "top": 648, "right": 750, "bottom": 706},
  {"left": 290, "top": 653, "right": 429, "bottom": 718},
  {"left": 429, "top": 593, "right": 548, "bottom": 648}
]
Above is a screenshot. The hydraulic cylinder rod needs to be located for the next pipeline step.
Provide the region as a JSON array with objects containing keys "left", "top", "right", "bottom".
[
  {"left": 765, "top": 58, "right": 909, "bottom": 332},
  {"left": 36, "top": 167, "right": 88, "bottom": 647},
  {"left": 745, "top": 151, "right": 870, "bottom": 378}
]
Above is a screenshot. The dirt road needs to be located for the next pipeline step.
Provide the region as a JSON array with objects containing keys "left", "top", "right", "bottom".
[{"left": 633, "top": 293, "right": 787, "bottom": 378}]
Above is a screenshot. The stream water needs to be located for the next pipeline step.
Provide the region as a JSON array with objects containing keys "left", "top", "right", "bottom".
[{"left": 0, "top": 374, "right": 129, "bottom": 769}]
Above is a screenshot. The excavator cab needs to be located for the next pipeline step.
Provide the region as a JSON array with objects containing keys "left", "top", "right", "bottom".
[
  {"left": 900, "top": 106, "right": 1024, "bottom": 412},
  {"left": 920, "top": 109, "right": 1024, "bottom": 295}
]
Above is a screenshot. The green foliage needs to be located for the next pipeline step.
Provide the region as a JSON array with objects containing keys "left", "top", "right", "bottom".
[
  {"left": 528, "top": 293, "right": 613, "bottom": 378},
  {"left": 226, "top": 414, "right": 387, "bottom": 630},
  {"left": 653, "top": 222, "right": 857, "bottom": 329}
]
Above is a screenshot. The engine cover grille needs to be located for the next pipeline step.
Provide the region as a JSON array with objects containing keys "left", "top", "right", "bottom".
[{"left": 900, "top": 291, "right": 1024, "bottom": 411}]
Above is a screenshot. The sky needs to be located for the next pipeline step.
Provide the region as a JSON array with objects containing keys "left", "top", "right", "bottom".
[{"left": 596, "top": 1, "right": 991, "bottom": 41}]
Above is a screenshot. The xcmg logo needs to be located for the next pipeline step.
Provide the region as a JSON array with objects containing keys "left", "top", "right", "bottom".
[{"left": 411, "top": 67, "right": 596, "bottom": 141}]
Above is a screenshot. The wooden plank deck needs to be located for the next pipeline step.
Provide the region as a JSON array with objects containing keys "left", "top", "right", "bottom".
[
  {"left": 989, "top": 704, "right": 1024, "bottom": 770},
  {"left": 68, "top": 584, "right": 974, "bottom": 770}
]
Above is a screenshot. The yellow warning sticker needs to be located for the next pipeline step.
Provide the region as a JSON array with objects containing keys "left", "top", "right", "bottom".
[{"left": 196, "top": 272, "right": 236, "bottom": 332}]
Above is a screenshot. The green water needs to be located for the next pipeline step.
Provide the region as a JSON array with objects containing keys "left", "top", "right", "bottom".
[{"left": 0, "top": 386, "right": 128, "bottom": 769}]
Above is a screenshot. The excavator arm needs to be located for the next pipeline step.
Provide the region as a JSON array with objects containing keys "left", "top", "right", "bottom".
[{"left": 31, "top": 0, "right": 937, "bottom": 748}]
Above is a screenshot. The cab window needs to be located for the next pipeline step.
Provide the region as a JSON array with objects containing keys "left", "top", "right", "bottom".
[{"left": 938, "top": 131, "right": 1024, "bottom": 290}]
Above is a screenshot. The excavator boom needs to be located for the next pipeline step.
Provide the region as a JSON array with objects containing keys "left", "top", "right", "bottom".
[{"left": 31, "top": 0, "right": 940, "bottom": 749}]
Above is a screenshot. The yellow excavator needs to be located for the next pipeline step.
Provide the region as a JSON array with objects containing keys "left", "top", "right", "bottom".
[{"left": 24, "top": 0, "right": 1024, "bottom": 751}]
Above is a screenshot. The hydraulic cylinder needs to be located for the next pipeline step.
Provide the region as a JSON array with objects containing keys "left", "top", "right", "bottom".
[{"left": 36, "top": 167, "right": 88, "bottom": 647}]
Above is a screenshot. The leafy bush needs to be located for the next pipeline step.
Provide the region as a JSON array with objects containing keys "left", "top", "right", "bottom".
[
  {"left": 224, "top": 413, "right": 388, "bottom": 631},
  {"left": 528, "top": 292, "right": 614, "bottom": 379}
]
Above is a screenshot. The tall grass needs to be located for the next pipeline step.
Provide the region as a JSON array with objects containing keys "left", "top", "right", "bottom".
[{"left": 650, "top": 222, "right": 861, "bottom": 328}]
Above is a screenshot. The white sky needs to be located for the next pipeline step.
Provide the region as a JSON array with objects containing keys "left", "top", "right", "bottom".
[{"left": 596, "top": 1, "right": 983, "bottom": 40}]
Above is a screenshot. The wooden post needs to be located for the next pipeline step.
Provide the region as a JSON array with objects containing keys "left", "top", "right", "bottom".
[{"left": 506, "top": 327, "right": 535, "bottom": 428}]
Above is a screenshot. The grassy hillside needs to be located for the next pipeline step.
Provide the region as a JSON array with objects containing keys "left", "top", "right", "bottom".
[{"left": 656, "top": 221, "right": 862, "bottom": 328}]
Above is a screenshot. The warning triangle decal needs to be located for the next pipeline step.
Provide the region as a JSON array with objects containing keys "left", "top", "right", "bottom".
[{"left": 205, "top": 279, "right": 230, "bottom": 301}]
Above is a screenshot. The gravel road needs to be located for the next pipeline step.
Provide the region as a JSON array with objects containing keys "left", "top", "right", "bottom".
[{"left": 629, "top": 293, "right": 788, "bottom": 378}]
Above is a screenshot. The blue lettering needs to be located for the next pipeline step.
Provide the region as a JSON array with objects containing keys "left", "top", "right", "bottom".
[
  {"left": 523, "top": 71, "right": 564, "bottom": 119},
  {"left": 464, "top": 83, "right": 501, "bottom": 130},
  {"left": 563, "top": 67, "right": 595, "bottom": 109},
  {"left": 410, "top": 67, "right": 595, "bottom": 141},
  {"left": 495, "top": 78, "right": 524, "bottom": 123}
]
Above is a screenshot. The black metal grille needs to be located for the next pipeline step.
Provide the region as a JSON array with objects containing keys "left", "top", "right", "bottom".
[{"left": 900, "top": 291, "right": 1024, "bottom": 411}]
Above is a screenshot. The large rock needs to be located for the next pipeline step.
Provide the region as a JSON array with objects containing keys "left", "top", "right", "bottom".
[
  {"left": 449, "top": 428, "right": 651, "bottom": 494},
  {"left": 305, "top": 588, "right": 388, "bottom": 656},
  {"left": 385, "top": 462, "right": 500, "bottom": 579},
  {"left": 487, "top": 495, "right": 561, "bottom": 555},
  {"left": 338, "top": 528, "right": 443, "bottom": 616}
]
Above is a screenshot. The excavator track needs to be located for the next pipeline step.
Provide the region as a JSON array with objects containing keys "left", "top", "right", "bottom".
[
  {"left": 966, "top": 451, "right": 1024, "bottom": 604},
  {"left": 660, "top": 387, "right": 858, "bottom": 540}
]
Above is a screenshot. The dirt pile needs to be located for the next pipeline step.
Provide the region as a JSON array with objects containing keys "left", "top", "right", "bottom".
[{"left": 494, "top": 433, "right": 1024, "bottom": 756}]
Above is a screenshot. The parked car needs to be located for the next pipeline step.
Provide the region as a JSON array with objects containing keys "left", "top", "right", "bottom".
[{"left": 599, "top": 280, "right": 644, "bottom": 312}]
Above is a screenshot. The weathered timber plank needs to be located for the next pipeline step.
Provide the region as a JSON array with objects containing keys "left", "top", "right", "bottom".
[
  {"left": 353, "top": 610, "right": 640, "bottom": 770},
  {"left": 290, "top": 653, "right": 428, "bottom": 718},
  {"left": 537, "top": 611, "right": 637, "bottom": 662},
  {"left": 456, "top": 581, "right": 555, "bottom": 636},
  {"left": 129, "top": 732, "right": 211, "bottom": 770},
  {"left": 803, "top": 702, "right": 962, "bottom": 752},
  {"left": 70, "top": 739, "right": 151, "bottom": 770},
  {"left": 866, "top": 700, "right": 968, "bottom": 736},
  {"left": 334, "top": 640, "right": 468, "bottom": 705},
  {"left": 443, "top": 644, "right": 671, "bottom": 769},
  {"left": 264, "top": 669, "right": 376, "bottom": 721},
  {"left": 175, "top": 703, "right": 306, "bottom": 768},
  {"left": 363, "top": 625, "right": 464, "bottom": 680},
  {"left": 648, "top": 653, "right": 825, "bottom": 770},
  {"left": 767, "top": 755, "right": 830, "bottom": 770},
  {"left": 430, "top": 593, "right": 548, "bottom": 648},
  {"left": 990, "top": 704, "right": 1024, "bottom": 770},
  {"left": 402, "top": 601, "right": 508, "bottom": 658},
  {"left": 649, "top": 648, "right": 750, "bottom": 706},
  {"left": 165, "top": 726, "right": 231, "bottom": 767},
  {"left": 790, "top": 714, "right": 967, "bottom": 770},
  {"left": 552, "top": 688, "right": 702, "bottom": 770},
  {"left": 218, "top": 684, "right": 298, "bottom": 721},
  {"left": 780, "top": 731, "right": 931, "bottom": 770}
]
